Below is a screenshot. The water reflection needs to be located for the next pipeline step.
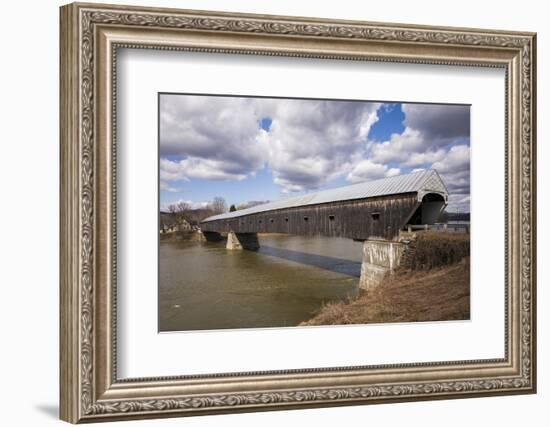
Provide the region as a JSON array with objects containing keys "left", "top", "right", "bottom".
[{"left": 259, "top": 246, "right": 361, "bottom": 277}]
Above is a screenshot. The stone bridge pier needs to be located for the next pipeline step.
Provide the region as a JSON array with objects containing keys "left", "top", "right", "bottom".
[
  {"left": 359, "top": 239, "right": 407, "bottom": 291},
  {"left": 226, "top": 231, "right": 260, "bottom": 251}
]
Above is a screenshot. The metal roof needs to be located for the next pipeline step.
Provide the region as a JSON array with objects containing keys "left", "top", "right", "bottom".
[{"left": 202, "top": 169, "right": 448, "bottom": 222}]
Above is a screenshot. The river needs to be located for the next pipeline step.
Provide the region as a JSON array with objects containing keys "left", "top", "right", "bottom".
[{"left": 159, "top": 234, "right": 363, "bottom": 332}]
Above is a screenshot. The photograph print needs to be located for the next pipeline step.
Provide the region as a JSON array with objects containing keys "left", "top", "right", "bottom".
[{"left": 158, "top": 93, "right": 471, "bottom": 332}]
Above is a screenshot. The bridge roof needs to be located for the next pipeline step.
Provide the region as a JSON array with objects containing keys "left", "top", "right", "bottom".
[{"left": 202, "top": 169, "right": 448, "bottom": 222}]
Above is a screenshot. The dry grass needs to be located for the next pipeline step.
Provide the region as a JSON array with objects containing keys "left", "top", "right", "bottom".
[
  {"left": 409, "top": 232, "right": 470, "bottom": 270},
  {"left": 301, "top": 256, "right": 470, "bottom": 326}
]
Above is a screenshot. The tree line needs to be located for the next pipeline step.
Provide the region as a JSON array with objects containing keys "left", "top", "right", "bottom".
[
  {"left": 165, "top": 197, "right": 227, "bottom": 226},
  {"left": 164, "top": 197, "right": 270, "bottom": 226}
]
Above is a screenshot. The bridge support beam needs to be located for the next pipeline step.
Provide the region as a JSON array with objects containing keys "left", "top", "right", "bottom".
[
  {"left": 359, "top": 240, "right": 406, "bottom": 291},
  {"left": 226, "top": 231, "right": 260, "bottom": 251},
  {"left": 202, "top": 231, "right": 224, "bottom": 242}
]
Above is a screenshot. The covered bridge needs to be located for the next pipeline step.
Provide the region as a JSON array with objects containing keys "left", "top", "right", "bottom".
[{"left": 201, "top": 169, "right": 448, "bottom": 242}]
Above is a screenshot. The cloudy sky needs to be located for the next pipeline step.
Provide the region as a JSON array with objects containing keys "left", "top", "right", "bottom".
[{"left": 159, "top": 94, "right": 470, "bottom": 213}]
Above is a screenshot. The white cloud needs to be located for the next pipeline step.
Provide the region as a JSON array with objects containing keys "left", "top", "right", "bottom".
[
  {"left": 369, "top": 127, "right": 447, "bottom": 167},
  {"left": 259, "top": 99, "right": 380, "bottom": 191},
  {"left": 405, "top": 149, "right": 446, "bottom": 168},
  {"left": 161, "top": 94, "right": 380, "bottom": 192},
  {"left": 369, "top": 127, "right": 421, "bottom": 164},
  {"left": 160, "top": 95, "right": 268, "bottom": 181},
  {"left": 365, "top": 104, "right": 471, "bottom": 211},
  {"left": 402, "top": 103, "right": 470, "bottom": 142},
  {"left": 347, "top": 159, "right": 400, "bottom": 183},
  {"left": 432, "top": 144, "right": 470, "bottom": 174},
  {"left": 447, "top": 194, "right": 471, "bottom": 213},
  {"left": 386, "top": 168, "right": 401, "bottom": 177},
  {"left": 160, "top": 181, "right": 183, "bottom": 193},
  {"left": 432, "top": 144, "right": 470, "bottom": 197},
  {"left": 160, "top": 157, "right": 250, "bottom": 182}
]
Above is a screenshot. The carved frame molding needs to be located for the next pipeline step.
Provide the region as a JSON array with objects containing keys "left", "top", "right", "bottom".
[{"left": 60, "top": 2, "right": 536, "bottom": 423}]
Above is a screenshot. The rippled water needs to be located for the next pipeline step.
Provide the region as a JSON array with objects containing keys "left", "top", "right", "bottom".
[{"left": 159, "top": 234, "right": 363, "bottom": 332}]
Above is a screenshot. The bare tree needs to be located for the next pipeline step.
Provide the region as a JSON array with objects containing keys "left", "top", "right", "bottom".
[
  {"left": 210, "top": 197, "right": 227, "bottom": 215},
  {"left": 175, "top": 201, "right": 191, "bottom": 219},
  {"left": 167, "top": 204, "right": 177, "bottom": 217}
]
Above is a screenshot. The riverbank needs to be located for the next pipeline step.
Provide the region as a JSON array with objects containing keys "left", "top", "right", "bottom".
[
  {"left": 160, "top": 230, "right": 205, "bottom": 242},
  {"left": 301, "top": 232, "right": 470, "bottom": 326}
]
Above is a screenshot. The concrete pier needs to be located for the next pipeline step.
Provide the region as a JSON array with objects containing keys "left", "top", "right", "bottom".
[
  {"left": 359, "top": 239, "right": 406, "bottom": 291},
  {"left": 226, "top": 231, "right": 260, "bottom": 251}
]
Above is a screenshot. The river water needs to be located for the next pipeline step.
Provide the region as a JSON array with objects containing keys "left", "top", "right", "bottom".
[{"left": 159, "top": 234, "right": 363, "bottom": 332}]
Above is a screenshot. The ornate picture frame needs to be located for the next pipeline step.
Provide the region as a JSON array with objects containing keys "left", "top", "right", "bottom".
[{"left": 60, "top": 2, "right": 536, "bottom": 423}]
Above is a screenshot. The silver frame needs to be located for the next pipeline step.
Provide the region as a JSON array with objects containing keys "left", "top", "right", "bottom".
[{"left": 60, "top": 2, "right": 536, "bottom": 423}]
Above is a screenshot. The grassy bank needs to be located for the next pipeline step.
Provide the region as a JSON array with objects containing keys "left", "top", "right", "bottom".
[
  {"left": 301, "top": 233, "right": 470, "bottom": 326},
  {"left": 408, "top": 231, "right": 470, "bottom": 270}
]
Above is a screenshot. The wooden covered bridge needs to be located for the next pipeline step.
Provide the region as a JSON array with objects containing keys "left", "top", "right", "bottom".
[
  {"left": 200, "top": 169, "right": 448, "bottom": 290},
  {"left": 201, "top": 169, "right": 448, "bottom": 241}
]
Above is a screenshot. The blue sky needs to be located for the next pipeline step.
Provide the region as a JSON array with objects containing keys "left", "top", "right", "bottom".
[{"left": 159, "top": 95, "right": 470, "bottom": 212}]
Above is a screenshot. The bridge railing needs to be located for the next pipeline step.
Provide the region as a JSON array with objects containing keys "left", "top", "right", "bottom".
[{"left": 405, "top": 223, "right": 470, "bottom": 234}]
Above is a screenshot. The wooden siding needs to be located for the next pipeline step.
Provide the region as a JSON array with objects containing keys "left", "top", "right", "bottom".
[{"left": 201, "top": 192, "right": 421, "bottom": 241}]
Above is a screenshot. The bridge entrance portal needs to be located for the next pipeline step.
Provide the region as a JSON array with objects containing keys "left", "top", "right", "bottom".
[{"left": 407, "top": 193, "right": 447, "bottom": 227}]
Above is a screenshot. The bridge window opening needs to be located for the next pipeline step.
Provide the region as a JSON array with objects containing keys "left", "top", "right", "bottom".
[
  {"left": 258, "top": 220, "right": 262, "bottom": 224},
  {"left": 270, "top": 218, "right": 274, "bottom": 223},
  {"left": 328, "top": 215, "right": 335, "bottom": 221},
  {"left": 285, "top": 218, "right": 289, "bottom": 222},
  {"left": 303, "top": 216, "right": 309, "bottom": 222},
  {"left": 371, "top": 212, "right": 380, "bottom": 222}
]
